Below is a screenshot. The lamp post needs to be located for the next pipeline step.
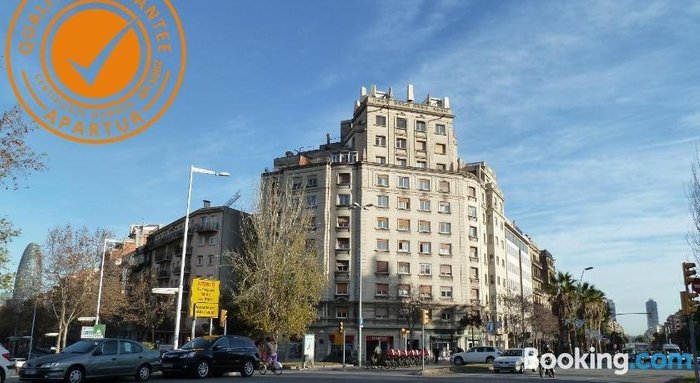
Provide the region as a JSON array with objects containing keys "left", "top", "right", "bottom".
[
  {"left": 573, "top": 266, "right": 593, "bottom": 351},
  {"left": 172, "top": 166, "right": 229, "bottom": 349},
  {"left": 350, "top": 201, "right": 373, "bottom": 368},
  {"left": 96, "top": 238, "right": 120, "bottom": 326}
]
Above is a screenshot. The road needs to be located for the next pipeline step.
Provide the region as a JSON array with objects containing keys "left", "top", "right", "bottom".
[{"left": 4, "top": 366, "right": 690, "bottom": 383}]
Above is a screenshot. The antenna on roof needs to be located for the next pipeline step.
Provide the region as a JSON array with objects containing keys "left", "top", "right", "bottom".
[{"left": 225, "top": 190, "right": 242, "bottom": 207}]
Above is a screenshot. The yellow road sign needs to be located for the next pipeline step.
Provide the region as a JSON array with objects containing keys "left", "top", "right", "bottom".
[{"left": 190, "top": 302, "right": 219, "bottom": 318}]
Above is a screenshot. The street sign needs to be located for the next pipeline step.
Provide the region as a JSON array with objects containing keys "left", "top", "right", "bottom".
[
  {"left": 78, "top": 316, "right": 96, "bottom": 322},
  {"left": 81, "top": 326, "right": 94, "bottom": 339},
  {"left": 189, "top": 278, "right": 220, "bottom": 317},
  {"left": 152, "top": 287, "right": 179, "bottom": 295},
  {"left": 93, "top": 324, "right": 106, "bottom": 339}
]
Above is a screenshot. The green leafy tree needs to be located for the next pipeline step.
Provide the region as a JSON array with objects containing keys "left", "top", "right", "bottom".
[
  {"left": 228, "top": 179, "right": 326, "bottom": 341},
  {"left": 0, "top": 219, "right": 20, "bottom": 291}
]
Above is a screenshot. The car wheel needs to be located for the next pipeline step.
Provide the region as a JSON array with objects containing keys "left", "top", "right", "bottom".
[
  {"left": 195, "top": 360, "right": 210, "bottom": 379},
  {"left": 454, "top": 356, "right": 464, "bottom": 366},
  {"left": 486, "top": 356, "right": 495, "bottom": 363},
  {"left": 1, "top": 368, "right": 5, "bottom": 383},
  {"left": 65, "top": 366, "right": 85, "bottom": 383},
  {"left": 241, "top": 360, "right": 255, "bottom": 377},
  {"left": 518, "top": 364, "right": 524, "bottom": 373},
  {"left": 136, "top": 364, "right": 151, "bottom": 382}
]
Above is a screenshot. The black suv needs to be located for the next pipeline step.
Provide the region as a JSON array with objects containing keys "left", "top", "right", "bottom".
[{"left": 161, "top": 335, "right": 260, "bottom": 378}]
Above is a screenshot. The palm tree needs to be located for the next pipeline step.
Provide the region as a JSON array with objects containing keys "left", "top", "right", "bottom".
[
  {"left": 578, "top": 283, "right": 606, "bottom": 350},
  {"left": 548, "top": 272, "right": 575, "bottom": 353}
]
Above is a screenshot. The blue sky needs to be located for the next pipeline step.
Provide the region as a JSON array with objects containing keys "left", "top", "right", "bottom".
[{"left": 2, "top": 0, "right": 699, "bottom": 336}]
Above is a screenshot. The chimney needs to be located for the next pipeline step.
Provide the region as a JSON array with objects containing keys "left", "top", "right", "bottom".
[
  {"left": 203, "top": 200, "right": 211, "bottom": 208},
  {"left": 443, "top": 96, "right": 450, "bottom": 108},
  {"left": 361, "top": 86, "right": 367, "bottom": 97},
  {"left": 407, "top": 84, "right": 414, "bottom": 102},
  {"left": 326, "top": 133, "right": 331, "bottom": 145},
  {"left": 370, "top": 84, "right": 377, "bottom": 97}
]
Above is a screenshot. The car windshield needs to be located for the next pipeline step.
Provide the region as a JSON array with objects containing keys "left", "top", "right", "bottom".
[
  {"left": 181, "top": 338, "right": 213, "bottom": 350},
  {"left": 62, "top": 340, "right": 99, "bottom": 354},
  {"left": 502, "top": 349, "right": 523, "bottom": 357}
]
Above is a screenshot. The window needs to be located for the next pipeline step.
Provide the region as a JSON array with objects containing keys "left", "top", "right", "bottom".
[
  {"left": 416, "top": 120, "right": 426, "bottom": 132},
  {"left": 396, "top": 117, "right": 407, "bottom": 129},
  {"left": 376, "top": 156, "right": 386, "bottom": 164},
  {"left": 336, "top": 307, "right": 348, "bottom": 318},
  {"left": 375, "top": 135, "right": 387, "bottom": 147},
  {"left": 197, "top": 255, "right": 203, "bottom": 265},
  {"left": 417, "top": 161, "right": 427, "bottom": 169},
  {"left": 377, "top": 217, "right": 389, "bottom": 230},
  {"left": 418, "top": 220, "right": 431, "bottom": 233},
  {"left": 438, "top": 201, "right": 451, "bottom": 213},
  {"left": 398, "top": 240, "right": 410, "bottom": 253},
  {"left": 338, "top": 173, "right": 351, "bottom": 184},
  {"left": 375, "top": 307, "right": 388, "bottom": 319},
  {"left": 418, "top": 179, "right": 431, "bottom": 191},
  {"left": 396, "top": 138, "right": 407, "bottom": 149},
  {"left": 470, "top": 267, "right": 479, "bottom": 279},
  {"left": 416, "top": 140, "right": 427, "bottom": 151},
  {"left": 292, "top": 177, "right": 302, "bottom": 189},
  {"left": 398, "top": 197, "right": 410, "bottom": 210},
  {"left": 396, "top": 158, "right": 407, "bottom": 166},
  {"left": 440, "top": 286, "right": 453, "bottom": 298},
  {"left": 419, "top": 242, "right": 431, "bottom": 254},
  {"left": 419, "top": 285, "right": 432, "bottom": 298},
  {"left": 442, "top": 311, "right": 452, "bottom": 321},
  {"left": 397, "top": 219, "right": 410, "bottom": 232},
  {"left": 100, "top": 340, "right": 118, "bottom": 356},
  {"left": 209, "top": 236, "right": 216, "bottom": 245},
  {"left": 440, "top": 243, "right": 452, "bottom": 255},
  {"left": 377, "top": 195, "right": 389, "bottom": 208},
  {"left": 436, "top": 163, "right": 447, "bottom": 170},
  {"left": 376, "top": 239, "right": 389, "bottom": 251},
  {"left": 376, "top": 174, "right": 389, "bottom": 187},
  {"left": 337, "top": 216, "right": 350, "bottom": 228},
  {"left": 208, "top": 255, "right": 215, "bottom": 265},
  {"left": 375, "top": 283, "right": 389, "bottom": 296},
  {"left": 398, "top": 262, "right": 411, "bottom": 275},
  {"left": 199, "top": 236, "right": 205, "bottom": 246},
  {"left": 336, "top": 283, "right": 348, "bottom": 295},
  {"left": 419, "top": 263, "right": 432, "bottom": 275},
  {"left": 435, "top": 124, "right": 446, "bottom": 135},
  {"left": 439, "top": 222, "right": 452, "bottom": 234},
  {"left": 376, "top": 261, "right": 389, "bottom": 274},
  {"left": 469, "top": 226, "right": 478, "bottom": 238},
  {"left": 398, "top": 176, "right": 410, "bottom": 189},
  {"left": 419, "top": 199, "right": 431, "bottom": 212},
  {"left": 336, "top": 260, "right": 349, "bottom": 272},
  {"left": 470, "top": 247, "right": 478, "bottom": 259},
  {"left": 468, "top": 186, "right": 477, "bottom": 200},
  {"left": 440, "top": 264, "right": 452, "bottom": 276},
  {"left": 337, "top": 194, "right": 351, "bottom": 206},
  {"left": 336, "top": 238, "right": 350, "bottom": 250},
  {"left": 439, "top": 180, "right": 450, "bottom": 193},
  {"left": 306, "top": 195, "right": 318, "bottom": 207},
  {"left": 307, "top": 176, "right": 318, "bottom": 188},
  {"left": 376, "top": 115, "right": 387, "bottom": 126},
  {"left": 119, "top": 341, "right": 143, "bottom": 354},
  {"left": 398, "top": 284, "right": 410, "bottom": 297},
  {"left": 435, "top": 143, "right": 446, "bottom": 155}
]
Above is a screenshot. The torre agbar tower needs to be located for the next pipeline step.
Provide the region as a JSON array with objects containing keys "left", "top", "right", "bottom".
[{"left": 262, "top": 84, "right": 514, "bottom": 360}]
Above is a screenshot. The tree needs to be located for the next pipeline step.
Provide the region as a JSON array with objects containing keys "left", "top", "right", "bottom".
[
  {"left": 499, "top": 291, "right": 533, "bottom": 347},
  {"left": 530, "top": 303, "right": 558, "bottom": 350},
  {"left": 120, "top": 270, "right": 175, "bottom": 342},
  {"left": 0, "top": 105, "right": 47, "bottom": 190},
  {"left": 43, "top": 224, "right": 110, "bottom": 350},
  {"left": 690, "top": 150, "right": 700, "bottom": 265},
  {"left": 548, "top": 272, "right": 575, "bottom": 353},
  {"left": 228, "top": 179, "right": 326, "bottom": 341},
  {"left": 394, "top": 283, "right": 436, "bottom": 344},
  {"left": 0, "top": 219, "right": 20, "bottom": 292},
  {"left": 458, "top": 305, "right": 484, "bottom": 348}
]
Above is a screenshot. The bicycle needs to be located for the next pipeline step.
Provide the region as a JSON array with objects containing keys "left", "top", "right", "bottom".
[
  {"left": 538, "top": 356, "right": 555, "bottom": 378},
  {"left": 258, "top": 352, "right": 283, "bottom": 375}
]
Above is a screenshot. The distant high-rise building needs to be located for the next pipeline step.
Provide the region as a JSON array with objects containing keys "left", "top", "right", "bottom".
[
  {"left": 646, "top": 299, "right": 659, "bottom": 329},
  {"left": 13, "top": 243, "right": 43, "bottom": 301},
  {"left": 607, "top": 300, "right": 617, "bottom": 319}
]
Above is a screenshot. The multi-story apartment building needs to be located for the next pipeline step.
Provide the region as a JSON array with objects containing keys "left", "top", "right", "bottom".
[
  {"left": 263, "top": 84, "right": 530, "bottom": 359},
  {"left": 530, "top": 241, "right": 547, "bottom": 306},
  {"left": 124, "top": 201, "right": 244, "bottom": 340},
  {"left": 646, "top": 299, "right": 659, "bottom": 329}
]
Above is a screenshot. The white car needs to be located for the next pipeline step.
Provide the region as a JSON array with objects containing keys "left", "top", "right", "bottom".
[
  {"left": 451, "top": 346, "right": 501, "bottom": 365},
  {"left": 0, "top": 343, "right": 12, "bottom": 383},
  {"left": 493, "top": 347, "right": 539, "bottom": 373}
]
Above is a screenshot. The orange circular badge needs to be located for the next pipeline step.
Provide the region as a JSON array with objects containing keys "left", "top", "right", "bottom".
[{"left": 5, "top": 0, "right": 186, "bottom": 144}]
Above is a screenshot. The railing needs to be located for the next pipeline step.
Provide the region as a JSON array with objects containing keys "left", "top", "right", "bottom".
[{"left": 194, "top": 222, "right": 219, "bottom": 232}]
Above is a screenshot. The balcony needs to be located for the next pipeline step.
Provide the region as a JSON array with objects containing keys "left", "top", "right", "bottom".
[
  {"left": 157, "top": 269, "right": 170, "bottom": 279},
  {"left": 334, "top": 271, "right": 350, "bottom": 281},
  {"left": 194, "top": 222, "right": 219, "bottom": 233},
  {"left": 469, "top": 256, "right": 479, "bottom": 263},
  {"left": 470, "top": 277, "right": 479, "bottom": 284},
  {"left": 155, "top": 253, "right": 171, "bottom": 263},
  {"left": 173, "top": 265, "right": 192, "bottom": 276}
]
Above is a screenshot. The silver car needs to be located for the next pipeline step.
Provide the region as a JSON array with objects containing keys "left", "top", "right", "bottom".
[{"left": 19, "top": 339, "right": 160, "bottom": 383}]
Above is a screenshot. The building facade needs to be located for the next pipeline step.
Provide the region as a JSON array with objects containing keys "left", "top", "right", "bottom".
[
  {"left": 607, "top": 300, "right": 617, "bottom": 319},
  {"left": 263, "top": 84, "right": 545, "bottom": 359},
  {"left": 13, "top": 243, "right": 43, "bottom": 302},
  {"left": 646, "top": 299, "right": 659, "bottom": 329}
]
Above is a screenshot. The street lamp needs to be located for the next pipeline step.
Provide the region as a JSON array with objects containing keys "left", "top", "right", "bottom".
[
  {"left": 573, "top": 266, "right": 593, "bottom": 350},
  {"left": 96, "top": 238, "right": 120, "bottom": 326},
  {"left": 173, "top": 166, "right": 229, "bottom": 349},
  {"left": 350, "top": 201, "right": 373, "bottom": 368}
]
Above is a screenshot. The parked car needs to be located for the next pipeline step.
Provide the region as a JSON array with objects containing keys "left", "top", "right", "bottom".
[
  {"left": 0, "top": 343, "right": 12, "bottom": 383},
  {"left": 493, "top": 347, "right": 539, "bottom": 373},
  {"left": 450, "top": 346, "right": 501, "bottom": 365},
  {"left": 161, "top": 335, "right": 260, "bottom": 378},
  {"left": 18, "top": 339, "right": 160, "bottom": 383}
]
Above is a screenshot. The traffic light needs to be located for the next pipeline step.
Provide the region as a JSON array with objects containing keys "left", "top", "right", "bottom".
[
  {"left": 219, "top": 309, "right": 227, "bottom": 327},
  {"left": 421, "top": 309, "right": 430, "bottom": 325},
  {"left": 338, "top": 321, "right": 344, "bottom": 333},
  {"left": 683, "top": 262, "right": 697, "bottom": 286},
  {"left": 681, "top": 291, "right": 700, "bottom": 315}
]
